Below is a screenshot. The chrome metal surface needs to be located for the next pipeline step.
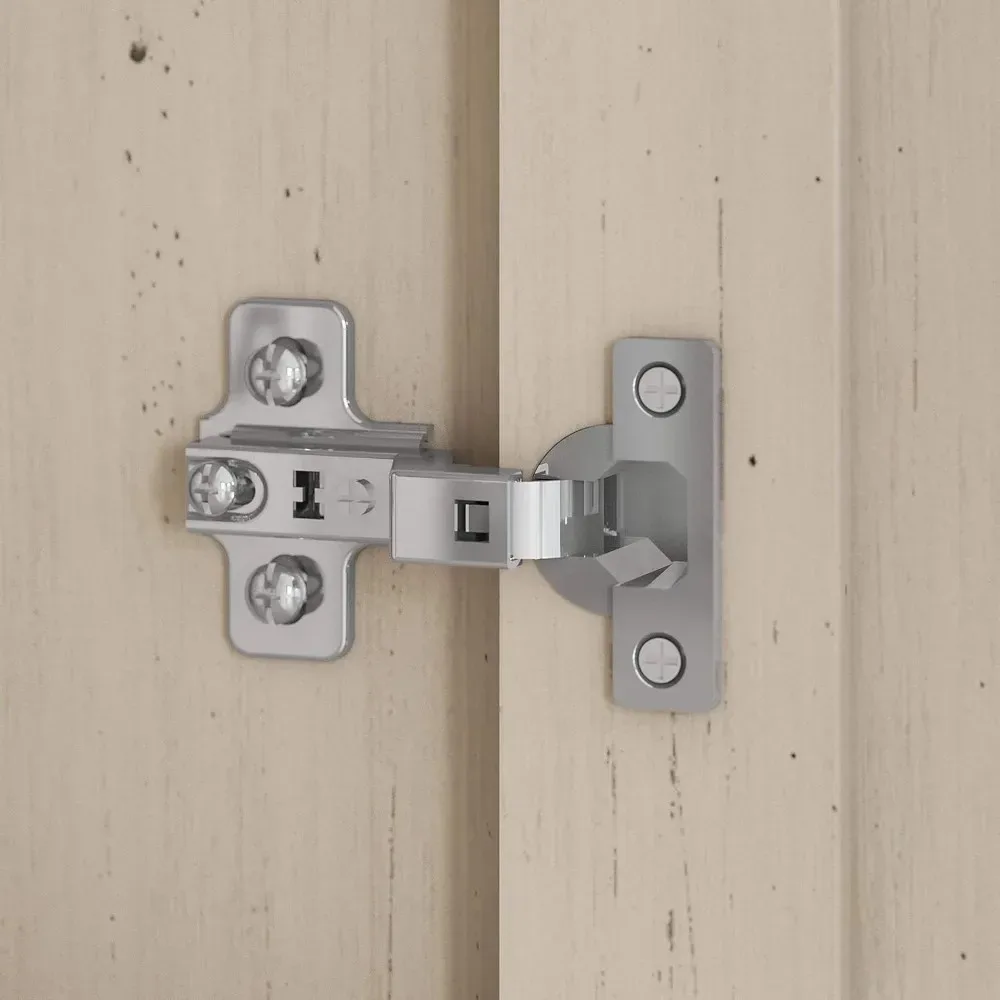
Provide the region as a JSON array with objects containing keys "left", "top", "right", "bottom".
[
  {"left": 187, "top": 299, "right": 518, "bottom": 661},
  {"left": 188, "top": 460, "right": 256, "bottom": 517},
  {"left": 391, "top": 464, "right": 522, "bottom": 568},
  {"left": 197, "top": 299, "right": 431, "bottom": 442},
  {"left": 186, "top": 299, "right": 721, "bottom": 710},
  {"left": 634, "top": 634, "right": 685, "bottom": 688},
  {"left": 221, "top": 536, "right": 361, "bottom": 660},
  {"left": 635, "top": 362, "right": 684, "bottom": 416},
  {"left": 247, "top": 555, "right": 321, "bottom": 625},
  {"left": 534, "top": 338, "right": 721, "bottom": 712},
  {"left": 247, "top": 337, "right": 317, "bottom": 406},
  {"left": 509, "top": 479, "right": 607, "bottom": 560}
]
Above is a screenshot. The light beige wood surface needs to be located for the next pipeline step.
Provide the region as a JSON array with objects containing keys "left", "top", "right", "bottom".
[
  {"left": 848, "top": 1, "right": 1000, "bottom": 994},
  {"left": 3, "top": 0, "right": 998, "bottom": 996},
  {"left": 0, "top": 2, "right": 497, "bottom": 998},
  {"left": 500, "top": 1, "right": 997, "bottom": 999}
]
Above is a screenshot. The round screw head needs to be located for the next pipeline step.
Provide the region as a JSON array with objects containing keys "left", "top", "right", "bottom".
[
  {"left": 188, "top": 461, "right": 254, "bottom": 516},
  {"left": 635, "top": 363, "right": 685, "bottom": 416},
  {"left": 247, "top": 555, "right": 320, "bottom": 626},
  {"left": 634, "top": 634, "right": 685, "bottom": 688},
  {"left": 248, "top": 337, "right": 314, "bottom": 406}
]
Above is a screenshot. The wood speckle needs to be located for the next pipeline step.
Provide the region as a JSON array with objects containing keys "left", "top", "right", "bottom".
[
  {"left": 748, "top": 454, "right": 757, "bottom": 467},
  {"left": 129, "top": 41, "right": 147, "bottom": 63}
]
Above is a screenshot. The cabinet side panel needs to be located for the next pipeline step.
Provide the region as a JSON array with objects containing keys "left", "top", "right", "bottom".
[{"left": 0, "top": 2, "right": 498, "bottom": 998}]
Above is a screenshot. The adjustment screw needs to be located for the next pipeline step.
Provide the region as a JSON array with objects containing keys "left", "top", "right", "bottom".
[
  {"left": 248, "top": 337, "right": 317, "bottom": 406},
  {"left": 247, "top": 556, "right": 321, "bottom": 625},
  {"left": 634, "top": 634, "right": 685, "bottom": 688},
  {"left": 635, "top": 363, "right": 684, "bottom": 416},
  {"left": 188, "top": 461, "right": 255, "bottom": 517}
]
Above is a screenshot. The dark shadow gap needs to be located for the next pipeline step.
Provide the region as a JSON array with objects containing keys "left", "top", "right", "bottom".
[{"left": 446, "top": 0, "right": 500, "bottom": 996}]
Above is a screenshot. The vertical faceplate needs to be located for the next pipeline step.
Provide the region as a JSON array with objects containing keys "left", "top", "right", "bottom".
[
  {"left": 534, "top": 337, "right": 722, "bottom": 712},
  {"left": 610, "top": 338, "right": 722, "bottom": 712}
]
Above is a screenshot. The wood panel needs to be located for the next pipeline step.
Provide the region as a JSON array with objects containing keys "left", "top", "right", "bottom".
[
  {"left": 848, "top": 1, "right": 1000, "bottom": 995},
  {"left": 499, "top": 2, "right": 844, "bottom": 997},
  {"left": 0, "top": 2, "right": 497, "bottom": 998},
  {"left": 500, "top": 1, "right": 1000, "bottom": 998}
]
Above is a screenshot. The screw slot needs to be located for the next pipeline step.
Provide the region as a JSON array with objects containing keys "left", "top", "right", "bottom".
[
  {"left": 247, "top": 337, "right": 322, "bottom": 406},
  {"left": 188, "top": 460, "right": 259, "bottom": 517},
  {"left": 247, "top": 555, "right": 323, "bottom": 625},
  {"left": 634, "top": 633, "right": 686, "bottom": 688},
  {"left": 634, "top": 363, "right": 685, "bottom": 416}
]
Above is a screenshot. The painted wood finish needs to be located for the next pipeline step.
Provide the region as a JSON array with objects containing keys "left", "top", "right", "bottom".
[
  {"left": 500, "top": 0, "right": 998, "bottom": 997},
  {"left": 2, "top": 1, "right": 997, "bottom": 998},
  {"left": 0, "top": 2, "right": 497, "bottom": 998}
]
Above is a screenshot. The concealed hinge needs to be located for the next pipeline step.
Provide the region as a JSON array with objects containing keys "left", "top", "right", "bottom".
[{"left": 185, "top": 299, "right": 722, "bottom": 711}]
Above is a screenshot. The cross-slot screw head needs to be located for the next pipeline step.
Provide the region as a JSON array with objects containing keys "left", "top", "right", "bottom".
[
  {"left": 634, "top": 634, "right": 685, "bottom": 688},
  {"left": 248, "top": 337, "right": 318, "bottom": 406},
  {"left": 247, "top": 555, "right": 322, "bottom": 626},
  {"left": 188, "top": 461, "right": 255, "bottom": 517},
  {"left": 635, "top": 363, "right": 685, "bottom": 416}
]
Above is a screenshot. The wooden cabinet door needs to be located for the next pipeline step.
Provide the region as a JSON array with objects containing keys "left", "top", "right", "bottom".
[
  {"left": 500, "top": 1, "right": 999, "bottom": 998},
  {"left": 0, "top": 2, "right": 497, "bottom": 997}
]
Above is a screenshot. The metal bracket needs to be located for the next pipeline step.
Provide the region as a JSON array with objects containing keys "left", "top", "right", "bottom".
[{"left": 185, "top": 299, "right": 722, "bottom": 711}]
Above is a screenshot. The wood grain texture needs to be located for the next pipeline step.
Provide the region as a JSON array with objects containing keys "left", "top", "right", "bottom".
[
  {"left": 847, "top": 0, "right": 1000, "bottom": 995},
  {"left": 0, "top": 2, "right": 497, "bottom": 998},
  {"left": 501, "top": 1, "right": 1000, "bottom": 998},
  {"left": 499, "top": 2, "right": 844, "bottom": 997}
]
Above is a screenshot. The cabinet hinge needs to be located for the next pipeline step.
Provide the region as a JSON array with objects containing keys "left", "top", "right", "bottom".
[{"left": 185, "top": 299, "right": 722, "bottom": 711}]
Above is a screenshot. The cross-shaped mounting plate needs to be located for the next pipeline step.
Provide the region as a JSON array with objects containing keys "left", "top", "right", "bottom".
[{"left": 186, "top": 298, "right": 436, "bottom": 661}]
